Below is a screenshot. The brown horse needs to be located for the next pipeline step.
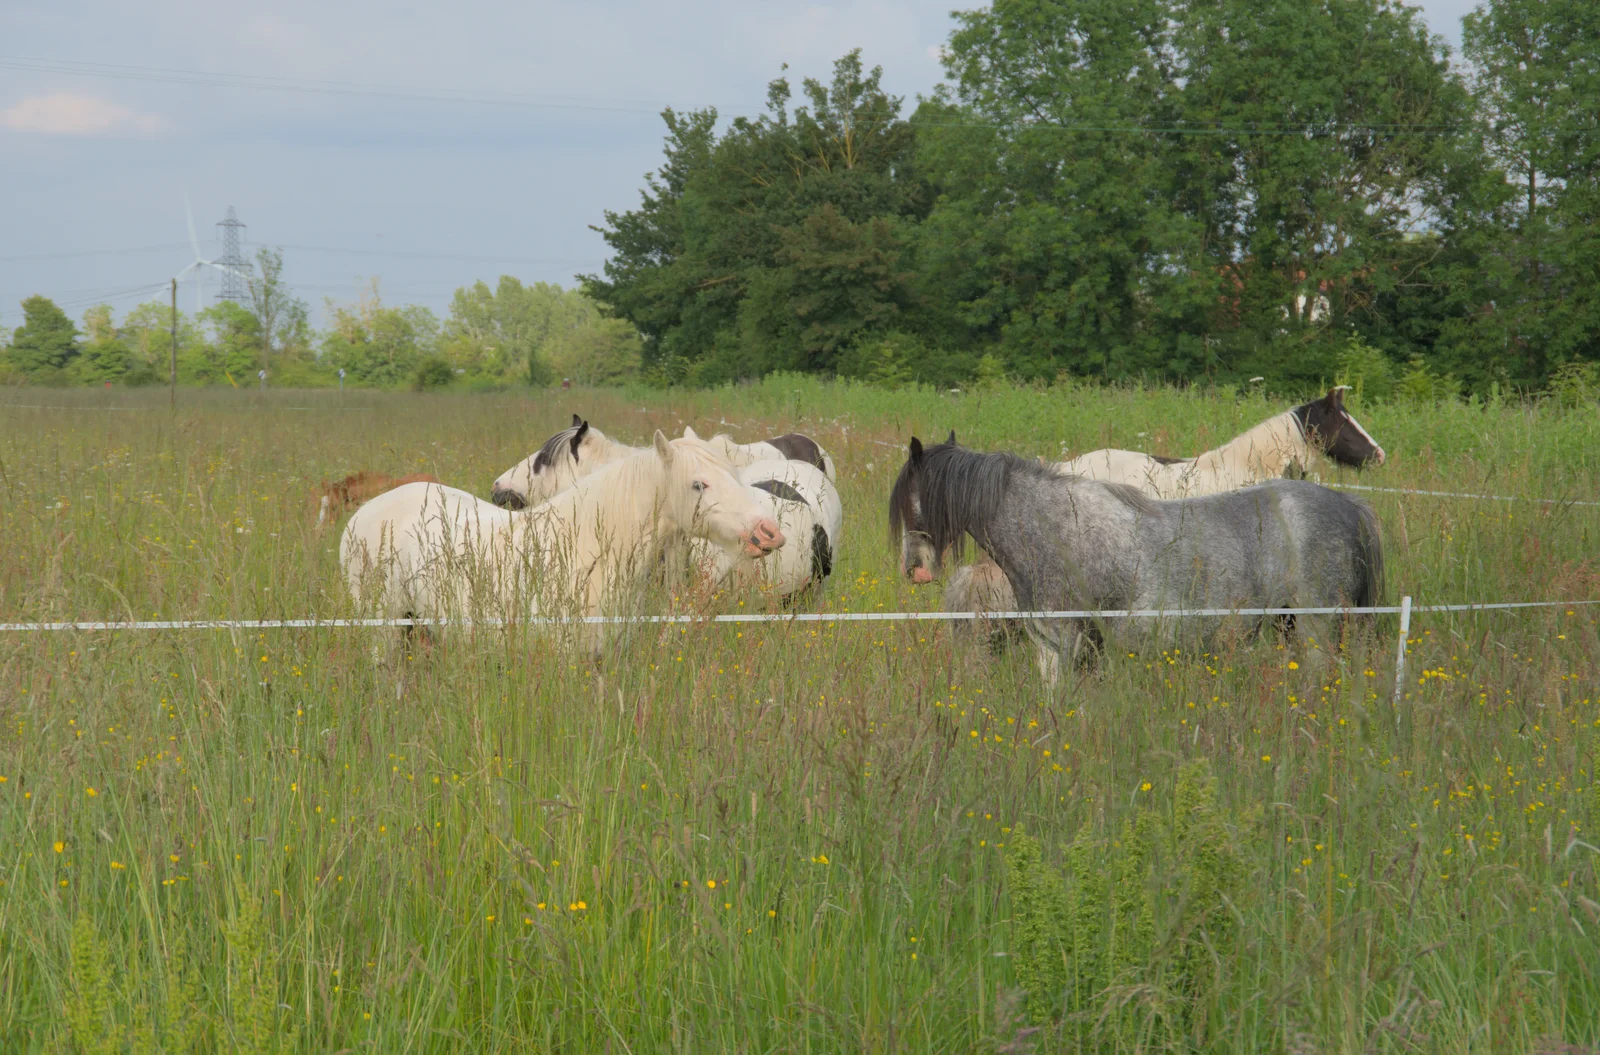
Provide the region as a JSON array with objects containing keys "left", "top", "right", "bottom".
[{"left": 314, "top": 471, "right": 439, "bottom": 530}]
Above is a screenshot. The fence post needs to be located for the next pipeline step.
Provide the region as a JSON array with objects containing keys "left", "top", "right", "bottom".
[{"left": 1391, "top": 595, "right": 1413, "bottom": 721}]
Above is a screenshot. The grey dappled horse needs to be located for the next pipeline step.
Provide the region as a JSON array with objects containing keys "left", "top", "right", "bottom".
[{"left": 890, "top": 434, "right": 1384, "bottom": 683}]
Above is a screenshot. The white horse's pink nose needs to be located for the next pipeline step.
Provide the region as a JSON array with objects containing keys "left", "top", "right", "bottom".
[
  {"left": 910, "top": 566, "right": 933, "bottom": 584},
  {"left": 1372, "top": 447, "right": 1387, "bottom": 466},
  {"left": 745, "top": 518, "right": 784, "bottom": 556}
]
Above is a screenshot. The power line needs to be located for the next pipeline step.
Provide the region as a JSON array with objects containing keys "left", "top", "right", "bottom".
[
  {"left": 47, "top": 283, "right": 171, "bottom": 312},
  {"left": 0, "top": 242, "right": 191, "bottom": 263},
  {"left": 0, "top": 240, "right": 603, "bottom": 267},
  {"left": 10, "top": 54, "right": 1585, "bottom": 137},
  {"left": 0, "top": 56, "right": 683, "bottom": 115},
  {"left": 273, "top": 242, "right": 604, "bottom": 266}
]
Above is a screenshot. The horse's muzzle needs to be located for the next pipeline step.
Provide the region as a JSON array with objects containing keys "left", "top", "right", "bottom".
[
  {"left": 744, "top": 519, "right": 785, "bottom": 557},
  {"left": 1370, "top": 447, "right": 1387, "bottom": 467},
  {"left": 490, "top": 486, "right": 526, "bottom": 510},
  {"left": 909, "top": 566, "right": 933, "bottom": 584}
]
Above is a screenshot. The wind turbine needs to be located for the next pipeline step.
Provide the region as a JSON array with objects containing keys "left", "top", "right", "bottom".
[{"left": 173, "top": 195, "right": 249, "bottom": 315}]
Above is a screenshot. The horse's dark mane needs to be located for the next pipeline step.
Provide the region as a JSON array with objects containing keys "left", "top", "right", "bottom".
[
  {"left": 890, "top": 442, "right": 1050, "bottom": 557},
  {"left": 891, "top": 441, "right": 1162, "bottom": 556},
  {"left": 1094, "top": 478, "right": 1160, "bottom": 514},
  {"left": 531, "top": 424, "right": 580, "bottom": 473}
]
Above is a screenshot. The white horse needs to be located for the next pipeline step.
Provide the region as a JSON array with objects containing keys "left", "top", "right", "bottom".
[
  {"left": 342, "top": 432, "right": 784, "bottom": 651},
  {"left": 680, "top": 426, "right": 837, "bottom": 481},
  {"left": 691, "top": 458, "right": 842, "bottom": 599},
  {"left": 946, "top": 388, "right": 1387, "bottom": 625}
]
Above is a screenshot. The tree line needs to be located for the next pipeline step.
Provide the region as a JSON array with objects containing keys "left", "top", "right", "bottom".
[
  {"left": 7, "top": 0, "right": 1595, "bottom": 396},
  {"left": 584, "top": 0, "right": 1599, "bottom": 395},
  {"left": 1, "top": 248, "right": 641, "bottom": 390}
]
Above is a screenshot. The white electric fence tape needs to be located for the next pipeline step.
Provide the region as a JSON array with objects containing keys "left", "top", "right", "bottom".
[{"left": 3, "top": 597, "right": 1595, "bottom": 633}]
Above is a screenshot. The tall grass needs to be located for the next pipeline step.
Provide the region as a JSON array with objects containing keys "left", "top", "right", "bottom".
[{"left": 0, "top": 380, "right": 1596, "bottom": 1052}]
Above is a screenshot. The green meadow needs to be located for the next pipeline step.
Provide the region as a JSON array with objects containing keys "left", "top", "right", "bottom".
[{"left": 1, "top": 378, "right": 1597, "bottom": 1052}]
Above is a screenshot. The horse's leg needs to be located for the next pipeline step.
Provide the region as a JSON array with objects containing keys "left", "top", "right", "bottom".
[
  {"left": 1026, "top": 618, "right": 1063, "bottom": 688},
  {"left": 1034, "top": 640, "right": 1061, "bottom": 687},
  {"left": 1073, "top": 620, "right": 1105, "bottom": 669}
]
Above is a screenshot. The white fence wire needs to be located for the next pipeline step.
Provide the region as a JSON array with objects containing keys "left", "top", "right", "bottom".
[
  {"left": 1327, "top": 482, "right": 1600, "bottom": 508},
  {"left": 4, "top": 597, "right": 1594, "bottom": 633}
]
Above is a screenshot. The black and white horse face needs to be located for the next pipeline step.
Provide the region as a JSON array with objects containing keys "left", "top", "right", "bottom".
[
  {"left": 490, "top": 415, "right": 590, "bottom": 509},
  {"left": 1293, "top": 387, "right": 1386, "bottom": 469}
]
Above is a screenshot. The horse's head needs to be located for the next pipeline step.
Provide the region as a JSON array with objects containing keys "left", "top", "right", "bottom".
[
  {"left": 890, "top": 431, "right": 960, "bottom": 583},
  {"left": 492, "top": 414, "right": 609, "bottom": 509},
  {"left": 1294, "top": 387, "right": 1386, "bottom": 469},
  {"left": 656, "top": 431, "right": 785, "bottom": 559}
]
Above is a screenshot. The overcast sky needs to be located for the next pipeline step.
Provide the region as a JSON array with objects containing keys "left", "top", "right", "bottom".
[{"left": 1, "top": 0, "right": 1484, "bottom": 332}]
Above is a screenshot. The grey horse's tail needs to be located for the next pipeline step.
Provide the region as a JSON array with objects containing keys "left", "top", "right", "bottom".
[{"left": 1353, "top": 501, "right": 1385, "bottom": 609}]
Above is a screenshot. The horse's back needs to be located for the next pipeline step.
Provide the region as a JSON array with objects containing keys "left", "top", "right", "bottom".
[
  {"left": 1058, "top": 448, "right": 1186, "bottom": 495},
  {"left": 342, "top": 482, "right": 502, "bottom": 569},
  {"left": 1173, "top": 480, "right": 1379, "bottom": 606},
  {"left": 764, "top": 433, "right": 836, "bottom": 479}
]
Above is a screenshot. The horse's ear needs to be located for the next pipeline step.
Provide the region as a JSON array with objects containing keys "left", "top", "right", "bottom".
[
  {"left": 569, "top": 421, "right": 590, "bottom": 461},
  {"left": 1329, "top": 386, "right": 1348, "bottom": 407},
  {"left": 909, "top": 437, "right": 924, "bottom": 464},
  {"left": 683, "top": 425, "right": 700, "bottom": 440},
  {"left": 571, "top": 413, "right": 583, "bottom": 428},
  {"left": 653, "top": 429, "right": 673, "bottom": 465},
  {"left": 947, "top": 429, "right": 957, "bottom": 445}
]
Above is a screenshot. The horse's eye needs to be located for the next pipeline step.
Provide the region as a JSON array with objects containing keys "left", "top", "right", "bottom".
[{"left": 691, "top": 480, "right": 707, "bottom": 492}]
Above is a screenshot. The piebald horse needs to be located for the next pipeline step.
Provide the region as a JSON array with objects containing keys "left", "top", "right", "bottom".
[
  {"left": 946, "top": 388, "right": 1386, "bottom": 637},
  {"left": 893, "top": 435, "right": 1383, "bottom": 685},
  {"left": 1056, "top": 386, "right": 1385, "bottom": 496},
  {"left": 342, "top": 432, "right": 784, "bottom": 651},
  {"left": 692, "top": 458, "right": 842, "bottom": 599},
  {"left": 680, "top": 426, "right": 837, "bottom": 481}
]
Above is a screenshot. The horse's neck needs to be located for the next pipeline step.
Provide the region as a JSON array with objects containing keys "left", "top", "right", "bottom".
[
  {"left": 526, "top": 460, "right": 661, "bottom": 551},
  {"left": 1191, "top": 411, "right": 1312, "bottom": 482},
  {"left": 592, "top": 434, "right": 643, "bottom": 468},
  {"left": 710, "top": 435, "right": 751, "bottom": 465}
]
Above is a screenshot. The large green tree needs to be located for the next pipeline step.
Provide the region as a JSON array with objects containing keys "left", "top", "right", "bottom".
[
  {"left": 244, "top": 247, "right": 312, "bottom": 373},
  {"left": 188, "top": 302, "right": 265, "bottom": 384},
  {"left": 916, "top": 0, "right": 1480, "bottom": 385},
  {"left": 319, "top": 281, "right": 440, "bottom": 387},
  {"left": 119, "top": 302, "right": 207, "bottom": 382},
  {"left": 6, "top": 295, "right": 80, "bottom": 379},
  {"left": 1459, "top": 0, "right": 1600, "bottom": 382},
  {"left": 440, "top": 276, "right": 625, "bottom": 384},
  {"left": 1186, "top": 0, "right": 1482, "bottom": 382},
  {"left": 918, "top": 0, "right": 1207, "bottom": 381},
  {"left": 69, "top": 304, "right": 142, "bottom": 384},
  {"left": 586, "top": 50, "right": 933, "bottom": 383}
]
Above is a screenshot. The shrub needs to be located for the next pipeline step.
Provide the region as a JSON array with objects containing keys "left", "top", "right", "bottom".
[
  {"left": 1003, "top": 760, "right": 1245, "bottom": 1046},
  {"left": 1335, "top": 336, "right": 1397, "bottom": 402},
  {"left": 1547, "top": 360, "right": 1600, "bottom": 409},
  {"left": 1397, "top": 355, "right": 1460, "bottom": 404},
  {"left": 411, "top": 356, "right": 456, "bottom": 391}
]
